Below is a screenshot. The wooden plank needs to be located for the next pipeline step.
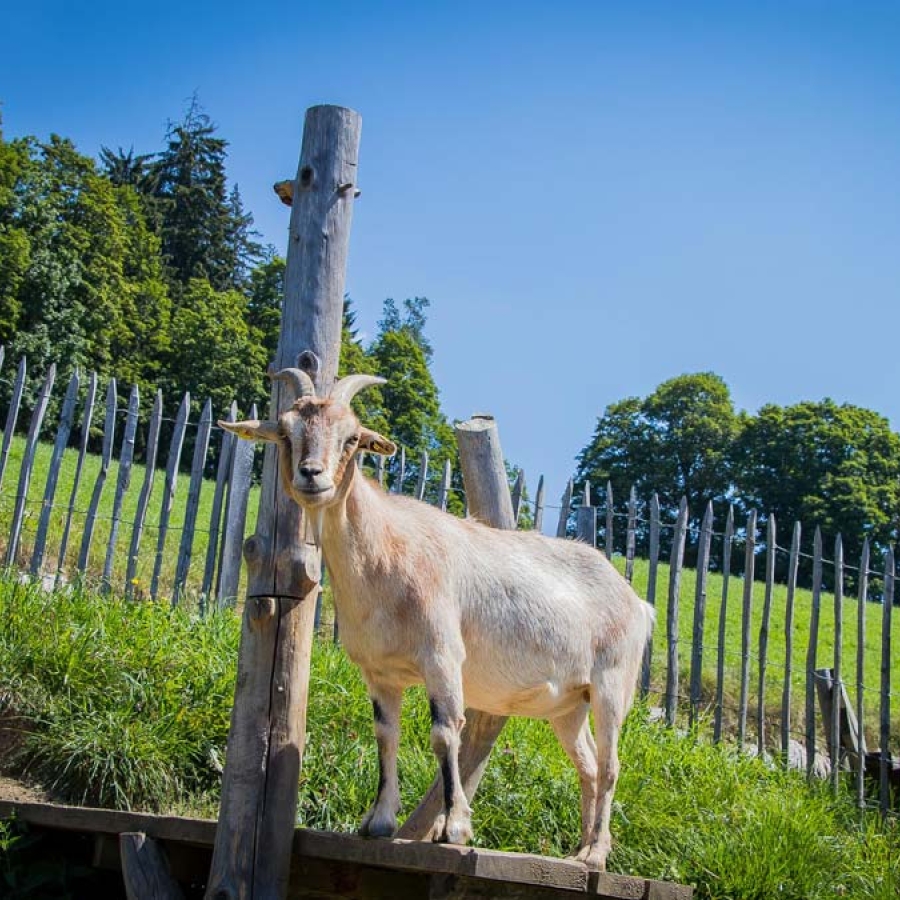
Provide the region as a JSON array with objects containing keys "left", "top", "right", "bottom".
[
  {"left": 604, "top": 481, "right": 614, "bottom": 560},
  {"left": 856, "top": 538, "right": 869, "bottom": 808},
  {"left": 713, "top": 505, "right": 734, "bottom": 743},
  {"left": 805, "top": 527, "right": 823, "bottom": 780},
  {"left": 625, "top": 485, "right": 637, "bottom": 584},
  {"left": 510, "top": 467, "right": 524, "bottom": 525},
  {"left": 5, "top": 363, "right": 56, "bottom": 566},
  {"left": 217, "top": 404, "right": 257, "bottom": 607},
  {"left": 757, "top": 515, "right": 776, "bottom": 756},
  {"left": 120, "top": 832, "right": 185, "bottom": 900},
  {"left": 202, "top": 404, "right": 236, "bottom": 605},
  {"left": 414, "top": 450, "right": 429, "bottom": 502},
  {"left": 0, "top": 801, "right": 692, "bottom": 899},
  {"left": 556, "top": 479, "right": 573, "bottom": 538},
  {"left": 533, "top": 475, "right": 545, "bottom": 533},
  {"left": 78, "top": 378, "right": 117, "bottom": 572},
  {"left": 880, "top": 547, "right": 894, "bottom": 814},
  {"left": 641, "top": 493, "right": 660, "bottom": 697},
  {"left": 831, "top": 535, "right": 844, "bottom": 790},
  {"left": 102, "top": 384, "right": 140, "bottom": 590},
  {"left": 125, "top": 391, "right": 163, "bottom": 599},
  {"left": 150, "top": 393, "right": 190, "bottom": 599},
  {"left": 172, "top": 398, "right": 213, "bottom": 605},
  {"left": 437, "top": 459, "right": 452, "bottom": 512},
  {"left": 376, "top": 453, "right": 385, "bottom": 487},
  {"left": 781, "top": 521, "right": 801, "bottom": 762},
  {"left": 665, "top": 497, "right": 688, "bottom": 727},
  {"left": 737, "top": 509, "right": 757, "bottom": 749},
  {"left": 0, "top": 356, "right": 26, "bottom": 494},
  {"left": 57, "top": 372, "right": 98, "bottom": 580},
  {"left": 30, "top": 370, "right": 80, "bottom": 576},
  {"left": 689, "top": 501, "right": 713, "bottom": 728}
]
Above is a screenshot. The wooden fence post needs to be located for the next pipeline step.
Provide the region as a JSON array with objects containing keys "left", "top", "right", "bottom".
[
  {"left": 125, "top": 391, "right": 163, "bottom": 599},
  {"left": 207, "top": 104, "right": 362, "bottom": 900},
  {"left": 56, "top": 372, "right": 97, "bottom": 582},
  {"left": 757, "top": 514, "right": 776, "bottom": 756},
  {"left": 605, "top": 480, "right": 614, "bottom": 559},
  {"left": 30, "top": 370, "right": 80, "bottom": 576},
  {"left": 533, "top": 474, "right": 545, "bottom": 532},
  {"left": 856, "top": 538, "right": 869, "bottom": 808},
  {"left": 781, "top": 521, "right": 801, "bottom": 762},
  {"left": 437, "top": 458, "right": 452, "bottom": 513},
  {"left": 625, "top": 485, "right": 637, "bottom": 583},
  {"left": 510, "top": 467, "right": 524, "bottom": 525},
  {"left": 0, "top": 356, "right": 26, "bottom": 494},
  {"left": 713, "top": 505, "right": 734, "bottom": 743},
  {"left": 689, "top": 502, "right": 713, "bottom": 728},
  {"left": 556, "top": 479, "right": 572, "bottom": 538},
  {"left": 806, "top": 527, "right": 823, "bottom": 780},
  {"left": 414, "top": 450, "right": 429, "bottom": 502},
  {"left": 737, "top": 509, "right": 757, "bottom": 749},
  {"left": 78, "top": 379, "right": 117, "bottom": 572},
  {"left": 831, "top": 535, "right": 844, "bottom": 790},
  {"left": 880, "top": 548, "right": 893, "bottom": 814},
  {"left": 641, "top": 493, "right": 660, "bottom": 696},
  {"left": 6, "top": 364, "right": 56, "bottom": 566},
  {"left": 665, "top": 497, "right": 688, "bottom": 727},
  {"left": 102, "top": 384, "right": 139, "bottom": 591},
  {"left": 398, "top": 413, "right": 515, "bottom": 840},
  {"left": 150, "top": 393, "right": 190, "bottom": 599}
]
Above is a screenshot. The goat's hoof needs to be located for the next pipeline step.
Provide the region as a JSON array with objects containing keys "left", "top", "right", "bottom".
[
  {"left": 574, "top": 843, "right": 609, "bottom": 872},
  {"left": 358, "top": 810, "right": 397, "bottom": 839},
  {"left": 444, "top": 813, "right": 474, "bottom": 846},
  {"left": 428, "top": 813, "right": 447, "bottom": 842}
]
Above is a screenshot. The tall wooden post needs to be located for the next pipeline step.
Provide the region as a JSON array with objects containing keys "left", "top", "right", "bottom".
[
  {"left": 398, "top": 414, "right": 513, "bottom": 839},
  {"left": 207, "top": 105, "right": 362, "bottom": 900}
]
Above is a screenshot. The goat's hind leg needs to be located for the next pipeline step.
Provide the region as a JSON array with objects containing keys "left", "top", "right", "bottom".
[
  {"left": 576, "top": 669, "right": 627, "bottom": 872},
  {"left": 550, "top": 704, "right": 597, "bottom": 855},
  {"left": 359, "top": 683, "right": 403, "bottom": 838}
]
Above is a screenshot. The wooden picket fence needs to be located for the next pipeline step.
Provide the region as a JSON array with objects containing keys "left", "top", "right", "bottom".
[{"left": 0, "top": 350, "right": 895, "bottom": 815}]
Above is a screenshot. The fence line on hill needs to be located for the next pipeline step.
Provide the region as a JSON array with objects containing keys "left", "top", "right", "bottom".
[{"left": 0, "top": 350, "right": 894, "bottom": 814}]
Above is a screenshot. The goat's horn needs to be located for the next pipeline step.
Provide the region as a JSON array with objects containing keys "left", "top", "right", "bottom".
[
  {"left": 269, "top": 367, "right": 317, "bottom": 399},
  {"left": 329, "top": 374, "right": 386, "bottom": 406}
]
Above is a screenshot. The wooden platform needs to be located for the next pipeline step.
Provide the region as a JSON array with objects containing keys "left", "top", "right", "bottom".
[{"left": 0, "top": 799, "right": 692, "bottom": 899}]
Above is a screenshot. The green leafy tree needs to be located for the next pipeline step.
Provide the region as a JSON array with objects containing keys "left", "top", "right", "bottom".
[
  {"left": 574, "top": 372, "right": 738, "bottom": 555},
  {"left": 732, "top": 399, "right": 900, "bottom": 583},
  {"left": 247, "top": 251, "right": 285, "bottom": 365}
]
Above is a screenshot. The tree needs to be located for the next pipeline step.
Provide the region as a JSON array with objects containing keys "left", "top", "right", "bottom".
[
  {"left": 150, "top": 98, "right": 260, "bottom": 292},
  {"left": 574, "top": 373, "right": 739, "bottom": 555},
  {"left": 733, "top": 399, "right": 900, "bottom": 583},
  {"left": 247, "top": 251, "right": 285, "bottom": 365}
]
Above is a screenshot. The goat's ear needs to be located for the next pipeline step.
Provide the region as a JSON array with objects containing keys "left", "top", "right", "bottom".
[
  {"left": 219, "top": 419, "right": 281, "bottom": 443},
  {"left": 358, "top": 427, "right": 396, "bottom": 457}
]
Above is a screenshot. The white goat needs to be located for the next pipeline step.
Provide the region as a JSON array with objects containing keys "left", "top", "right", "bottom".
[{"left": 221, "top": 368, "right": 654, "bottom": 871}]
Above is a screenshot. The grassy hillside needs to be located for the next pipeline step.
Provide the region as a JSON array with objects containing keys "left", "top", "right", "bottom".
[{"left": 0, "top": 576, "right": 896, "bottom": 899}]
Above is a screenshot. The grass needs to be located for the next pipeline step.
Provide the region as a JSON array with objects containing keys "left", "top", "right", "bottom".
[{"left": 1, "top": 574, "right": 897, "bottom": 899}]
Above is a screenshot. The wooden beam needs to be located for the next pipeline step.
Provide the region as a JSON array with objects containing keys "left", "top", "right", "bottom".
[
  {"left": 120, "top": 832, "right": 185, "bottom": 900},
  {"left": 207, "top": 104, "right": 362, "bottom": 900}
]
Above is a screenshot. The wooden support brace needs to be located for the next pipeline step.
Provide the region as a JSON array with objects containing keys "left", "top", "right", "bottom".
[{"left": 120, "top": 832, "right": 185, "bottom": 900}]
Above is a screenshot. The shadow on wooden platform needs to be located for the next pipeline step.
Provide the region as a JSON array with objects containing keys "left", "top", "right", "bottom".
[{"left": 0, "top": 799, "right": 692, "bottom": 899}]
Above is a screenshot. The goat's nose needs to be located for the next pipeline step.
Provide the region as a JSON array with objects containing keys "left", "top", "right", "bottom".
[{"left": 299, "top": 462, "right": 324, "bottom": 479}]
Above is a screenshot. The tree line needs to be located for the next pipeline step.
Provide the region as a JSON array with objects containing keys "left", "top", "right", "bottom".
[
  {"left": 574, "top": 372, "right": 900, "bottom": 587},
  {"left": 0, "top": 100, "right": 458, "bottom": 502}
]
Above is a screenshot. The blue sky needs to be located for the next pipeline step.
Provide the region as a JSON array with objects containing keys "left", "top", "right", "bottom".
[{"left": 3, "top": 1, "right": 900, "bottom": 524}]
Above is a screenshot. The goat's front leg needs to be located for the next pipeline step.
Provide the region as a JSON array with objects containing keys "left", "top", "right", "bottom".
[
  {"left": 425, "top": 670, "right": 472, "bottom": 845},
  {"left": 359, "top": 683, "right": 402, "bottom": 838}
]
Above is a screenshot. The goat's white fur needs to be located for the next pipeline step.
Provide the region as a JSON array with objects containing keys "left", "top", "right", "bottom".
[{"left": 221, "top": 373, "right": 654, "bottom": 871}]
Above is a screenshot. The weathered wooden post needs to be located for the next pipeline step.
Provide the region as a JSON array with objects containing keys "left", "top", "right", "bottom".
[
  {"left": 398, "top": 413, "right": 513, "bottom": 839},
  {"left": 205, "top": 105, "right": 362, "bottom": 900}
]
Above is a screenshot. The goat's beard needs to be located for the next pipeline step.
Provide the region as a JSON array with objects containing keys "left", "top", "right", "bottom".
[{"left": 303, "top": 508, "right": 325, "bottom": 549}]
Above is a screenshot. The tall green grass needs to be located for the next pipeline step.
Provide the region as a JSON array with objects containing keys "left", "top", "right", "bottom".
[{"left": 1, "top": 575, "right": 896, "bottom": 898}]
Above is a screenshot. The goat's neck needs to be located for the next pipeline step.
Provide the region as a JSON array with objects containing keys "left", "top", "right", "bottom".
[{"left": 320, "top": 463, "right": 392, "bottom": 577}]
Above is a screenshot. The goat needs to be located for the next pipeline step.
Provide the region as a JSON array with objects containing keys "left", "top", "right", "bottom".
[{"left": 221, "top": 367, "right": 655, "bottom": 872}]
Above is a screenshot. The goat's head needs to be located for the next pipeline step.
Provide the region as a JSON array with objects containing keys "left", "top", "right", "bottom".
[{"left": 219, "top": 367, "right": 396, "bottom": 509}]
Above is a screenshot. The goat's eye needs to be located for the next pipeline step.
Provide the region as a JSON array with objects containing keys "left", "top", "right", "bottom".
[{"left": 345, "top": 435, "right": 358, "bottom": 448}]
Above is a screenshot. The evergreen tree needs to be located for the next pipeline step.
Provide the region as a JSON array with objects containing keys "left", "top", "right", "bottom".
[{"left": 150, "top": 98, "right": 241, "bottom": 292}]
